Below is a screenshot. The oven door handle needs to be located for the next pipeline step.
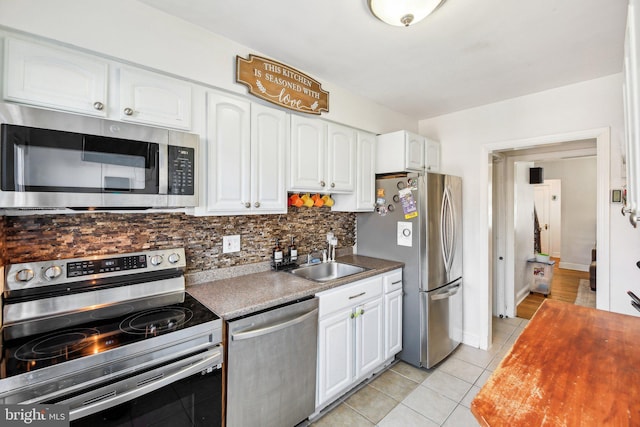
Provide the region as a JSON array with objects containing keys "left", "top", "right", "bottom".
[{"left": 66, "top": 347, "right": 222, "bottom": 421}]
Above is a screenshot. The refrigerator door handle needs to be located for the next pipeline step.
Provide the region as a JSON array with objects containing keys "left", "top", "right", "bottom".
[
  {"left": 430, "top": 283, "right": 461, "bottom": 301},
  {"left": 440, "top": 187, "right": 455, "bottom": 275}
]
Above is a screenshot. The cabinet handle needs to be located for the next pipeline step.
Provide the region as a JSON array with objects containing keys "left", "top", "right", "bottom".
[
  {"left": 93, "top": 101, "right": 104, "bottom": 111},
  {"left": 350, "top": 312, "right": 355, "bottom": 319},
  {"left": 360, "top": 308, "right": 365, "bottom": 315},
  {"left": 391, "top": 280, "right": 402, "bottom": 285},
  {"left": 244, "top": 202, "right": 251, "bottom": 208},
  {"left": 349, "top": 292, "right": 366, "bottom": 300},
  {"left": 254, "top": 202, "right": 260, "bottom": 208},
  {"left": 320, "top": 181, "right": 326, "bottom": 187},
  {"left": 331, "top": 182, "right": 335, "bottom": 188},
  {"left": 123, "top": 107, "right": 134, "bottom": 116}
]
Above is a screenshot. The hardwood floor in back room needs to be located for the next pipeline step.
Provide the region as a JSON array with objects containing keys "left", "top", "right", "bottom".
[{"left": 516, "top": 258, "right": 590, "bottom": 319}]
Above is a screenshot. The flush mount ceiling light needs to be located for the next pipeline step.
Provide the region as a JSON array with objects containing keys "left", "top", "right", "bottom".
[{"left": 368, "top": 0, "right": 446, "bottom": 27}]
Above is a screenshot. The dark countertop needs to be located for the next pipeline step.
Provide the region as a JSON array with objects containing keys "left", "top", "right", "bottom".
[{"left": 187, "top": 255, "right": 403, "bottom": 320}]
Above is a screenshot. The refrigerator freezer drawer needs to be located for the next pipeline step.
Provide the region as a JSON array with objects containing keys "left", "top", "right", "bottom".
[{"left": 421, "top": 279, "right": 463, "bottom": 368}]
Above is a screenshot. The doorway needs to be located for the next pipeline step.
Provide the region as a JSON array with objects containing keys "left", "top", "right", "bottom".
[{"left": 488, "top": 134, "right": 605, "bottom": 322}]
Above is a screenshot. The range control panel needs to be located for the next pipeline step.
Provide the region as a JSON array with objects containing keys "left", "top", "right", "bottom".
[
  {"left": 5, "top": 248, "right": 186, "bottom": 291},
  {"left": 67, "top": 254, "right": 148, "bottom": 277}
]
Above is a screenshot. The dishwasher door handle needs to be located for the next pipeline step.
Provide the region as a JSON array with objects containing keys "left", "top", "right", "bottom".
[{"left": 231, "top": 308, "right": 318, "bottom": 341}]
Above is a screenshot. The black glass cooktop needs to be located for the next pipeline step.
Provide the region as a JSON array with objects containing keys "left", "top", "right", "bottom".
[{"left": 0, "top": 293, "right": 219, "bottom": 380}]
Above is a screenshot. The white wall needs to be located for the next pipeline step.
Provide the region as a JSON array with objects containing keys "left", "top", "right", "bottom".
[
  {"left": 536, "top": 158, "right": 597, "bottom": 270},
  {"left": 419, "top": 74, "right": 639, "bottom": 349},
  {"left": 0, "top": 0, "right": 416, "bottom": 134}
]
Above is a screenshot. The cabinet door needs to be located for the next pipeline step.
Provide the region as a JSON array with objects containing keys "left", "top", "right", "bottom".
[
  {"left": 289, "top": 115, "right": 326, "bottom": 191},
  {"left": 119, "top": 68, "right": 192, "bottom": 130},
  {"left": 384, "top": 289, "right": 403, "bottom": 359},
  {"left": 206, "top": 92, "right": 251, "bottom": 213},
  {"left": 405, "top": 132, "right": 425, "bottom": 171},
  {"left": 4, "top": 38, "right": 108, "bottom": 116},
  {"left": 355, "top": 298, "right": 384, "bottom": 379},
  {"left": 327, "top": 123, "right": 356, "bottom": 193},
  {"left": 251, "top": 103, "right": 287, "bottom": 213},
  {"left": 426, "top": 138, "right": 441, "bottom": 172},
  {"left": 317, "top": 307, "right": 354, "bottom": 408}
]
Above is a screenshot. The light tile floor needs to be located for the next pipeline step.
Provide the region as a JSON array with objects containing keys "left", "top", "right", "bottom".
[{"left": 311, "top": 316, "right": 528, "bottom": 427}]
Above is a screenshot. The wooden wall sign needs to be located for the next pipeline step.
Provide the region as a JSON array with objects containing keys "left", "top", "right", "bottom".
[{"left": 236, "top": 54, "right": 329, "bottom": 115}]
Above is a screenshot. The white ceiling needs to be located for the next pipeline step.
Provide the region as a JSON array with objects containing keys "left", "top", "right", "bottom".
[{"left": 137, "top": 0, "right": 628, "bottom": 120}]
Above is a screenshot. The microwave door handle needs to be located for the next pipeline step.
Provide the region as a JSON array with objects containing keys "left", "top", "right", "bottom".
[{"left": 158, "top": 144, "right": 168, "bottom": 195}]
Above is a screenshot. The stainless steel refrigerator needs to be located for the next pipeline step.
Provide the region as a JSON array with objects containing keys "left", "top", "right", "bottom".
[{"left": 357, "top": 173, "right": 462, "bottom": 368}]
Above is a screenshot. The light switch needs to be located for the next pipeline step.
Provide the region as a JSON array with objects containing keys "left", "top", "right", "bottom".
[
  {"left": 397, "top": 222, "right": 412, "bottom": 247},
  {"left": 223, "top": 235, "right": 241, "bottom": 253}
]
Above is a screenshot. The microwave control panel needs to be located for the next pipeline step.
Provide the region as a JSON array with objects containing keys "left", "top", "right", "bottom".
[{"left": 168, "top": 145, "right": 195, "bottom": 195}]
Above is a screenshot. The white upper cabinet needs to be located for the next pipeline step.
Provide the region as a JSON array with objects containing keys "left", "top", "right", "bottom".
[
  {"left": 376, "top": 130, "right": 426, "bottom": 173},
  {"left": 3, "top": 38, "right": 108, "bottom": 117},
  {"left": 426, "top": 138, "right": 441, "bottom": 172},
  {"left": 326, "top": 123, "right": 357, "bottom": 192},
  {"left": 289, "top": 115, "right": 355, "bottom": 193},
  {"left": 250, "top": 103, "right": 288, "bottom": 212},
  {"left": 118, "top": 68, "right": 192, "bottom": 130},
  {"left": 332, "top": 130, "right": 376, "bottom": 212},
  {"left": 205, "top": 92, "right": 287, "bottom": 215},
  {"left": 3, "top": 37, "right": 193, "bottom": 130},
  {"left": 290, "top": 115, "right": 326, "bottom": 191}
]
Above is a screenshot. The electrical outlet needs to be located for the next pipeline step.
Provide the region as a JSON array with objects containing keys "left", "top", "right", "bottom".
[{"left": 223, "top": 235, "right": 241, "bottom": 253}]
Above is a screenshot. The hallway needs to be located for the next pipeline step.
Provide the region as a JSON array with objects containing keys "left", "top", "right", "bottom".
[{"left": 516, "top": 258, "right": 591, "bottom": 319}]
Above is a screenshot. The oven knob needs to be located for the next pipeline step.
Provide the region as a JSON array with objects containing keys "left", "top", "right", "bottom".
[
  {"left": 168, "top": 253, "right": 180, "bottom": 264},
  {"left": 150, "top": 255, "right": 164, "bottom": 266},
  {"left": 15, "top": 269, "right": 34, "bottom": 282},
  {"left": 43, "top": 265, "right": 63, "bottom": 281}
]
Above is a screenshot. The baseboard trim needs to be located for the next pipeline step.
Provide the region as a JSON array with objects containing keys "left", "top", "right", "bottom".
[{"left": 558, "top": 262, "right": 590, "bottom": 272}]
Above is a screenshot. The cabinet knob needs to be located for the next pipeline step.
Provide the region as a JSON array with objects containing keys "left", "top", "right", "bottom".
[
  {"left": 93, "top": 101, "right": 104, "bottom": 111},
  {"left": 244, "top": 202, "right": 251, "bottom": 208},
  {"left": 320, "top": 181, "right": 326, "bottom": 187},
  {"left": 331, "top": 182, "right": 335, "bottom": 188},
  {"left": 254, "top": 202, "right": 261, "bottom": 208},
  {"left": 123, "top": 107, "right": 134, "bottom": 116}
]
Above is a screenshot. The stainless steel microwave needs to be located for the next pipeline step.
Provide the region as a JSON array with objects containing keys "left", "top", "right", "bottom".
[{"left": 0, "top": 102, "right": 198, "bottom": 209}]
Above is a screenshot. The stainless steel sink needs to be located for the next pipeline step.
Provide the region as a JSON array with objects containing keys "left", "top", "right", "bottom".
[{"left": 288, "top": 262, "right": 368, "bottom": 282}]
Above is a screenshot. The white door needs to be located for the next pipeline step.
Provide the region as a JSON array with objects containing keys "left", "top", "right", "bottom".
[
  {"left": 534, "top": 184, "right": 551, "bottom": 254},
  {"left": 206, "top": 92, "right": 251, "bottom": 213},
  {"left": 317, "top": 307, "right": 353, "bottom": 408},
  {"left": 512, "top": 162, "right": 535, "bottom": 313},
  {"left": 251, "top": 103, "right": 287, "bottom": 213},
  {"left": 384, "top": 289, "right": 403, "bottom": 359},
  {"left": 327, "top": 123, "right": 356, "bottom": 193},
  {"left": 405, "top": 132, "right": 425, "bottom": 171},
  {"left": 119, "top": 68, "right": 192, "bottom": 130},
  {"left": 355, "top": 298, "right": 384, "bottom": 379},
  {"left": 289, "top": 116, "right": 326, "bottom": 191},
  {"left": 4, "top": 38, "right": 108, "bottom": 116}
]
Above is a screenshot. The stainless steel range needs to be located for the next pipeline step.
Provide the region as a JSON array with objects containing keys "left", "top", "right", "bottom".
[{"left": 0, "top": 248, "right": 222, "bottom": 426}]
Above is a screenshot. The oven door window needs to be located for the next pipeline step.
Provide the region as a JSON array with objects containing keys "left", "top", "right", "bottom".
[
  {"left": 1, "top": 124, "right": 159, "bottom": 194},
  {"left": 71, "top": 366, "right": 221, "bottom": 427}
]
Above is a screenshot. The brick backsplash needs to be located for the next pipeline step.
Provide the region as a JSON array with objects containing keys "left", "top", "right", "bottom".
[{"left": 2, "top": 208, "right": 356, "bottom": 273}]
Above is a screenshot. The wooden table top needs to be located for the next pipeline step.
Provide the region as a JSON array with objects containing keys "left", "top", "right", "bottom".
[{"left": 471, "top": 299, "right": 640, "bottom": 426}]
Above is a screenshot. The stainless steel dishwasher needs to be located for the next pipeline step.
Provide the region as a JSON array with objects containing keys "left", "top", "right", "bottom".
[{"left": 226, "top": 297, "right": 318, "bottom": 427}]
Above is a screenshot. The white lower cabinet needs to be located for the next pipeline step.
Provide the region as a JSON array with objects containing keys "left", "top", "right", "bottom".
[
  {"left": 316, "top": 269, "right": 402, "bottom": 412},
  {"left": 383, "top": 269, "right": 403, "bottom": 359}
]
